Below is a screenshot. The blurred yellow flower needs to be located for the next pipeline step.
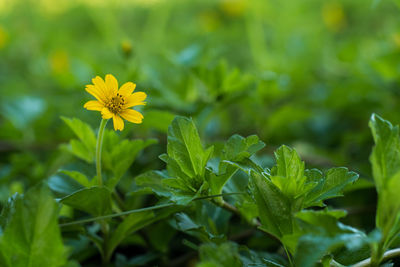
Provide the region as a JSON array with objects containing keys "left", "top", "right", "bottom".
[
  {"left": 84, "top": 74, "right": 146, "bottom": 131},
  {"left": 392, "top": 33, "right": 400, "bottom": 48},
  {"left": 220, "top": 0, "right": 247, "bottom": 17},
  {"left": 322, "top": 1, "right": 346, "bottom": 32},
  {"left": 199, "top": 11, "right": 220, "bottom": 32},
  {"left": 50, "top": 50, "right": 70, "bottom": 74},
  {"left": 121, "top": 40, "right": 133, "bottom": 57},
  {"left": 0, "top": 25, "right": 9, "bottom": 49}
]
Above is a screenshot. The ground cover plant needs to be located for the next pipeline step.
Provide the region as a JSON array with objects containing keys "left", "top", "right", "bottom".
[{"left": 1, "top": 0, "right": 400, "bottom": 266}]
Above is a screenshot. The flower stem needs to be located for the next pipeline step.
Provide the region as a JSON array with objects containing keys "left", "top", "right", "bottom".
[{"left": 96, "top": 119, "right": 108, "bottom": 186}]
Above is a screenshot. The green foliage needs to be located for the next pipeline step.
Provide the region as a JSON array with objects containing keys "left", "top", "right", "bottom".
[
  {"left": 292, "top": 210, "right": 366, "bottom": 267},
  {"left": 106, "top": 205, "right": 180, "bottom": 261},
  {"left": 61, "top": 117, "right": 97, "bottom": 163},
  {"left": 141, "top": 110, "right": 175, "bottom": 133},
  {"left": 225, "top": 144, "right": 361, "bottom": 265},
  {"left": 102, "top": 133, "right": 157, "bottom": 189},
  {"left": 0, "top": 185, "right": 67, "bottom": 267},
  {"left": 106, "top": 211, "right": 155, "bottom": 260},
  {"left": 2, "top": 0, "right": 400, "bottom": 265},
  {"left": 161, "top": 116, "right": 213, "bottom": 197},
  {"left": 60, "top": 170, "right": 96, "bottom": 187},
  {"left": 208, "top": 134, "right": 265, "bottom": 197},
  {"left": 192, "top": 60, "right": 254, "bottom": 102},
  {"left": 138, "top": 117, "right": 265, "bottom": 208},
  {"left": 61, "top": 186, "right": 112, "bottom": 216},
  {"left": 172, "top": 201, "right": 231, "bottom": 243},
  {"left": 251, "top": 170, "right": 293, "bottom": 239},
  {"left": 4, "top": 112, "right": 400, "bottom": 266},
  {"left": 304, "top": 167, "right": 359, "bottom": 208},
  {"left": 197, "top": 242, "right": 242, "bottom": 267},
  {"left": 369, "top": 114, "right": 400, "bottom": 262}
]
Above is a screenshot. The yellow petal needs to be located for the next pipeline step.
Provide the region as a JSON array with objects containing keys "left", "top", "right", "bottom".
[
  {"left": 92, "top": 76, "right": 112, "bottom": 100},
  {"left": 101, "top": 107, "right": 113, "bottom": 119},
  {"left": 123, "top": 92, "right": 147, "bottom": 108},
  {"left": 105, "top": 74, "right": 118, "bottom": 96},
  {"left": 118, "top": 82, "right": 136, "bottom": 96},
  {"left": 85, "top": 85, "right": 107, "bottom": 104},
  {"left": 112, "top": 114, "right": 124, "bottom": 131},
  {"left": 83, "top": 100, "right": 104, "bottom": 111},
  {"left": 120, "top": 109, "right": 144, "bottom": 124}
]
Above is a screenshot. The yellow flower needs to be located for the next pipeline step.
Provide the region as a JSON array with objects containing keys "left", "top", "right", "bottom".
[
  {"left": 322, "top": 1, "right": 346, "bottom": 32},
  {"left": 49, "top": 50, "right": 69, "bottom": 74},
  {"left": 0, "top": 25, "right": 9, "bottom": 50},
  {"left": 84, "top": 74, "right": 146, "bottom": 131},
  {"left": 220, "top": 0, "right": 247, "bottom": 17}
]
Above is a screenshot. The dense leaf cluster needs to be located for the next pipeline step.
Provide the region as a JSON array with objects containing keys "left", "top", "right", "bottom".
[{"left": 0, "top": 114, "right": 399, "bottom": 266}]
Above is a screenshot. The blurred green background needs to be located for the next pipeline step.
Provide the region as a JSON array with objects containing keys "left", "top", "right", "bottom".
[{"left": 0, "top": 0, "right": 400, "bottom": 234}]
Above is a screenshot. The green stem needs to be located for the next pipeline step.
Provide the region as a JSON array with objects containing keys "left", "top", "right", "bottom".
[
  {"left": 59, "top": 194, "right": 242, "bottom": 227},
  {"left": 96, "top": 119, "right": 108, "bottom": 186},
  {"left": 59, "top": 203, "right": 175, "bottom": 227},
  {"left": 284, "top": 245, "right": 294, "bottom": 267},
  {"left": 352, "top": 248, "right": 400, "bottom": 267},
  {"left": 101, "top": 221, "right": 110, "bottom": 264},
  {"left": 371, "top": 243, "right": 385, "bottom": 267}
]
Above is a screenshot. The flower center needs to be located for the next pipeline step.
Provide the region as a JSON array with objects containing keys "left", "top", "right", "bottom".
[{"left": 106, "top": 93, "right": 125, "bottom": 114}]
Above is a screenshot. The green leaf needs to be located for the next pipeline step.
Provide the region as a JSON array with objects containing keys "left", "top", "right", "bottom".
[
  {"left": 222, "top": 169, "right": 259, "bottom": 223},
  {"left": 69, "top": 139, "right": 93, "bottom": 163},
  {"left": 135, "top": 169, "right": 206, "bottom": 205},
  {"left": 0, "top": 185, "right": 67, "bottom": 267},
  {"left": 269, "top": 145, "right": 315, "bottom": 201},
  {"left": 164, "top": 179, "right": 209, "bottom": 205},
  {"left": 47, "top": 174, "right": 84, "bottom": 197},
  {"left": 61, "top": 117, "right": 97, "bottom": 163},
  {"left": 208, "top": 135, "right": 265, "bottom": 196},
  {"left": 377, "top": 171, "right": 400, "bottom": 244},
  {"left": 304, "top": 167, "right": 359, "bottom": 208},
  {"left": 294, "top": 235, "right": 339, "bottom": 267},
  {"left": 106, "top": 211, "right": 155, "bottom": 261},
  {"left": 369, "top": 114, "right": 400, "bottom": 192},
  {"left": 158, "top": 117, "right": 214, "bottom": 202},
  {"left": 135, "top": 170, "right": 173, "bottom": 198},
  {"left": 295, "top": 209, "right": 348, "bottom": 230},
  {"left": 223, "top": 158, "right": 265, "bottom": 176},
  {"left": 250, "top": 170, "right": 292, "bottom": 239},
  {"left": 369, "top": 114, "right": 400, "bottom": 246},
  {"left": 167, "top": 116, "right": 213, "bottom": 181},
  {"left": 239, "top": 246, "right": 287, "bottom": 267},
  {"left": 104, "top": 138, "right": 157, "bottom": 189},
  {"left": 273, "top": 145, "right": 305, "bottom": 183},
  {"left": 254, "top": 145, "right": 358, "bottom": 211},
  {"left": 222, "top": 134, "right": 265, "bottom": 162},
  {"left": 147, "top": 222, "right": 176, "bottom": 253},
  {"left": 140, "top": 109, "right": 175, "bottom": 133},
  {"left": 173, "top": 211, "right": 225, "bottom": 242},
  {"left": 206, "top": 170, "right": 234, "bottom": 197},
  {"left": 60, "top": 186, "right": 112, "bottom": 216},
  {"left": 106, "top": 205, "right": 181, "bottom": 261},
  {"left": 59, "top": 170, "right": 95, "bottom": 188},
  {"left": 292, "top": 210, "right": 367, "bottom": 267},
  {"left": 61, "top": 117, "right": 97, "bottom": 149},
  {"left": 197, "top": 242, "right": 242, "bottom": 267}
]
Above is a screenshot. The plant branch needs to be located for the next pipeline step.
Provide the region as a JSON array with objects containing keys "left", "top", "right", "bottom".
[
  {"left": 59, "top": 203, "right": 175, "bottom": 227},
  {"left": 59, "top": 193, "right": 242, "bottom": 227},
  {"left": 352, "top": 248, "right": 400, "bottom": 267}
]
